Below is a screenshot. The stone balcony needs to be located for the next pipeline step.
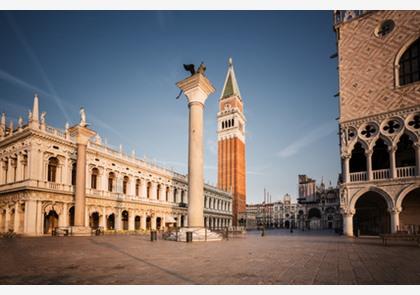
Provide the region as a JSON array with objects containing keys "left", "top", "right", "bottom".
[{"left": 349, "top": 166, "right": 417, "bottom": 183}]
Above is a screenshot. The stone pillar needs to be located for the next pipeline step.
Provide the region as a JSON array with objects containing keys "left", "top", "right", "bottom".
[
  {"left": 13, "top": 202, "right": 21, "bottom": 233},
  {"left": 59, "top": 203, "right": 68, "bottom": 227},
  {"left": 389, "top": 145, "right": 397, "bottom": 179},
  {"left": 101, "top": 208, "right": 106, "bottom": 228},
  {"left": 140, "top": 179, "right": 147, "bottom": 199},
  {"left": 115, "top": 209, "right": 122, "bottom": 230},
  {"left": 342, "top": 155, "right": 350, "bottom": 183},
  {"left": 177, "top": 73, "right": 215, "bottom": 228},
  {"left": 4, "top": 207, "right": 10, "bottom": 231},
  {"left": 175, "top": 189, "right": 181, "bottom": 203},
  {"left": 128, "top": 211, "right": 135, "bottom": 231},
  {"left": 389, "top": 208, "right": 401, "bottom": 233},
  {"left": 150, "top": 182, "right": 157, "bottom": 200},
  {"left": 416, "top": 143, "right": 420, "bottom": 177},
  {"left": 168, "top": 187, "right": 174, "bottom": 203},
  {"left": 151, "top": 215, "right": 157, "bottom": 230},
  {"left": 366, "top": 150, "right": 373, "bottom": 181},
  {"left": 343, "top": 212, "right": 354, "bottom": 237},
  {"left": 85, "top": 209, "right": 89, "bottom": 227},
  {"left": 159, "top": 184, "right": 165, "bottom": 202},
  {"left": 140, "top": 215, "right": 146, "bottom": 230},
  {"left": 68, "top": 125, "right": 96, "bottom": 231},
  {"left": 36, "top": 201, "right": 43, "bottom": 235},
  {"left": 15, "top": 154, "right": 22, "bottom": 182},
  {"left": 7, "top": 158, "right": 13, "bottom": 183}
]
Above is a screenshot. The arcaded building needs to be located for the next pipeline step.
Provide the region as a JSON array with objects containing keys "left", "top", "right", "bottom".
[
  {"left": 0, "top": 95, "right": 233, "bottom": 236},
  {"left": 335, "top": 11, "right": 420, "bottom": 236}
]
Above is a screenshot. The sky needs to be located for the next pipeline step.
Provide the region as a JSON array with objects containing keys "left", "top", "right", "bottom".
[{"left": 0, "top": 11, "right": 340, "bottom": 204}]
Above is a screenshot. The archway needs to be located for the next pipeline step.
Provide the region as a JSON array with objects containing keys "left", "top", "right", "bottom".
[
  {"left": 350, "top": 142, "right": 367, "bottom": 172},
  {"left": 396, "top": 134, "right": 416, "bottom": 167},
  {"left": 68, "top": 206, "right": 75, "bottom": 226},
  {"left": 400, "top": 188, "right": 420, "bottom": 233},
  {"left": 308, "top": 208, "right": 321, "bottom": 230},
  {"left": 44, "top": 210, "right": 59, "bottom": 234},
  {"left": 156, "top": 217, "right": 162, "bottom": 230},
  {"left": 285, "top": 220, "right": 290, "bottom": 229},
  {"left": 372, "top": 138, "right": 390, "bottom": 170},
  {"left": 90, "top": 212, "right": 100, "bottom": 229},
  {"left": 107, "top": 214, "right": 115, "bottom": 230},
  {"left": 353, "top": 191, "right": 391, "bottom": 236},
  {"left": 180, "top": 215, "right": 185, "bottom": 227},
  {"left": 122, "top": 210, "right": 129, "bottom": 230},
  {"left": 146, "top": 216, "right": 151, "bottom": 230},
  {"left": 135, "top": 216, "right": 140, "bottom": 230}
]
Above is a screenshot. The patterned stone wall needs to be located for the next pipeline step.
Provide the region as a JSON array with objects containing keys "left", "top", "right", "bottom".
[{"left": 338, "top": 11, "right": 420, "bottom": 122}]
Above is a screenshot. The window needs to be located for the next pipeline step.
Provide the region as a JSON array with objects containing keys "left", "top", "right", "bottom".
[
  {"left": 108, "top": 172, "right": 115, "bottom": 192},
  {"left": 71, "top": 163, "right": 76, "bottom": 185},
  {"left": 123, "top": 176, "right": 129, "bottom": 194},
  {"left": 91, "top": 168, "right": 98, "bottom": 189},
  {"left": 47, "top": 157, "right": 59, "bottom": 182},
  {"left": 135, "top": 179, "right": 140, "bottom": 196},
  {"left": 399, "top": 38, "right": 420, "bottom": 86}
]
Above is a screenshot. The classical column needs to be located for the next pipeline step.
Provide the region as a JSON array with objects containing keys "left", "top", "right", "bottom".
[
  {"left": 151, "top": 215, "right": 157, "bottom": 230},
  {"left": 175, "top": 189, "right": 181, "bottom": 203},
  {"left": 168, "top": 187, "right": 174, "bottom": 203},
  {"left": 389, "top": 145, "right": 397, "bottom": 179},
  {"left": 342, "top": 155, "right": 350, "bottom": 183},
  {"left": 85, "top": 209, "right": 89, "bottom": 227},
  {"left": 159, "top": 184, "right": 165, "bottom": 202},
  {"left": 140, "top": 179, "right": 147, "bottom": 199},
  {"left": 4, "top": 207, "right": 10, "bottom": 231},
  {"left": 115, "top": 209, "right": 122, "bottom": 230},
  {"left": 366, "top": 150, "right": 373, "bottom": 181},
  {"left": 68, "top": 124, "right": 96, "bottom": 230},
  {"left": 36, "top": 201, "right": 43, "bottom": 235},
  {"left": 161, "top": 215, "right": 166, "bottom": 230},
  {"left": 177, "top": 214, "right": 181, "bottom": 228},
  {"left": 150, "top": 182, "right": 157, "bottom": 200},
  {"left": 128, "top": 211, "right": 135, "bottom": 231},
  {"left": 140, "top": 215, "right": 146, "bottom": 230},
  {"left": 7, "top": 158, "right": 14, "bottom": 183},
  {"left": 342, "top": 212, "right": 354, "bottom": 237},
  {"left": 15, "top": 154, "right": 22, "bottom": 182},
  {"left": 389, "top": 207, "right": 401, "bottom": 233},
  {"left": 60, "top": 203, "right": 68, "bottom": 227},
  {"left": 416, "top": 143, "right": 420, "bottom": 177},
  {"left": 177, "top": 72, "right": 215, "bottom": 228},
  {"left": 101, "top": 208, "right": 106, "bottom": 228},
  {"left": 13, "top": 202, "right": 20, "bottom": 233}
]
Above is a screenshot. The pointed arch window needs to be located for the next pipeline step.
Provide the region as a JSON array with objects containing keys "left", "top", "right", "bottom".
[{"left": 399, "top": 38, "right": 419, "bottom": 86}]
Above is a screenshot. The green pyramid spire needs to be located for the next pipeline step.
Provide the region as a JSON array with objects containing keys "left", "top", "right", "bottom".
[{"left": 220, "top": 57, "right": 241, "bottom": 100}]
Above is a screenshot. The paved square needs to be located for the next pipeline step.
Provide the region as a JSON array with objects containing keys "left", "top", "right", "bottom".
[{"left": 1, "top": 230, "right": 420, "bottom": 284}]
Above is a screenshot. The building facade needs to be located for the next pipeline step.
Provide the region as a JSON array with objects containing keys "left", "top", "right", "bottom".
[
  {"left": 0, "top": 95, "right": 232, "bottom": 236},
  {"left": 298, "top": 176, "right": 341, "bottom": 231},
  {"left": 217, "top": 58, "right": 247, "bottom": 226},
  {"left": 335, "top": 11, "right": 420, "bottom": 236}
]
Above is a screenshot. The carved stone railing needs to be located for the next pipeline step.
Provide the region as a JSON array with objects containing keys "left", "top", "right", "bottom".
[
  {"left": 373, "top": 169, "right": 390, "bottom": 180},
  {"left": 0, "top": 179, "right": 74, "bottom": 193},
  {"left": 349, "top": 171, "right": 367, "bottom": 182},
  {"left": 397, "top": 166, "right": 416, "bottom": 178}
]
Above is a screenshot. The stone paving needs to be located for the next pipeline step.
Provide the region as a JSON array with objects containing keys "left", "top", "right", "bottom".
[{"left": 1, "top": 229, "right": 420, "bottom": 285}]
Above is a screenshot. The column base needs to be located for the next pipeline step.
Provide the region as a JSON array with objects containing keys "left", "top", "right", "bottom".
[
  {"left": 69, "top": 226, "right": 92, "bottom": 236},
  {"left": 166, "top": 227, "right": 223, "bottom": 242}
]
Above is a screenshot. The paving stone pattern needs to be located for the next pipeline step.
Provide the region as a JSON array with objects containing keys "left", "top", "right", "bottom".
[{"left": 1, "top": 230, "right": 420, "bottom": 285}]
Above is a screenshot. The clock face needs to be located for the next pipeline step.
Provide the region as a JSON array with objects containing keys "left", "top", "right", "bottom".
[{"left": 224, "top": 104, "right": 231, "bottom": 110}]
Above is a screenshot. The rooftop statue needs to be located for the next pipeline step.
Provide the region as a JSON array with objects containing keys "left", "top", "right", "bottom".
[{"left": 79, "top": 107, "right": 87, "bottom": 127}]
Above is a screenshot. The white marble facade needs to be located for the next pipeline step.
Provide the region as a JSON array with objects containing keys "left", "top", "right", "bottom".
[{"left": 0, "top": 95, "right": 233, "bottom": 236}]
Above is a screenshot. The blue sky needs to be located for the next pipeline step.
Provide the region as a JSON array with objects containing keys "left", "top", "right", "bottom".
[{"left": 0, "top": 11, "right": 340, "bottom": 203}]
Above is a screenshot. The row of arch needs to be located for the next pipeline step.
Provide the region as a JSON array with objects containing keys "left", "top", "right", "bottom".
[{"left": 221, "top": 118, "right": 234, "bottom": 129}]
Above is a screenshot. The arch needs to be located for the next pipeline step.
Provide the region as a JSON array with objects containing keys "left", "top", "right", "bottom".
[
  {"left": 349, "top": 142, "right": 367, "bottom": 173},
  {"left": 91, "top": 168, "right": 99, "bottom": 189},
  {"left": 71, "top": 162, "right": 77, "bottom": 185},
  {"left": 308, "top": 208, "right": 321, "bottom": 219},
  {"left": 156, "top": 217, "right": 162, "bottom": 230},
  {"left": 349, "top": 186, "right": 394, "bottom": 211},
  {"left": 147, "top": 182, "right": 151, "bottom": 199},
  {"left": 372, "top": 138, "right": 390, "bottom": 170},
  {"left": 44, "top": 209, "right": 59, "bottom": 234},
  {"left": 107, "top": 213, "right": 115, "bottom": 230},
  {"left": 47, "top": 157, "right": 59, "bottom": 182},
  {"left": 396, "top": 37, "right": 420, "bottom": 86},
  {"left": 156, "top": 184, "right": 161, "bottom": 200},
  {"left": 108, "top": 172, "right": 115, "bottom": 192},
  {"left": 135, "top": 179, "right": 140, "bottom": 196},
  {"left": 398, "top": 187, "right": 420, "bottom": 232},
  {"left": 69, "top": 206, "right": 75, "bottom": 226},
  {"left": 121, "top": 210, "right": 129, "bottom": 230},
  {"left": 146, "top": 216, "right": 151, "bottom": 230},
  {"left": 90, "top": 212, "right": 100, "bottom": 229},
  {"left": 396, "top": 184, "right": 420, "bottom": 209},
  {"left": 396, "top": 133, "right": 416, "bottom": 167},
  {"left": 134, "top": 216, "right": 141, "bottom": 230},
  {"left": 353, "top": 191, "right": 391, "bottom": 235}
]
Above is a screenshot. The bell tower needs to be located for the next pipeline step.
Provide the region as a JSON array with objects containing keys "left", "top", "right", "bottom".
[{"left": 217, "top": 58, "right": 246, "bottom": 226}]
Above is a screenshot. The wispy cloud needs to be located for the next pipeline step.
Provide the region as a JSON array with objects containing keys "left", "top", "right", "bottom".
[
  {"left": 5, "top": 13, "right": 70, "bottom": 122},
  {"left": 0, "top": 69, "right": 49, "bottom": 96},
  {"left": 207, "top": 138, "right": 217, "bottom": 155},
  {"left": 277, "top": 121, "right": 337, "bottom": 158}
]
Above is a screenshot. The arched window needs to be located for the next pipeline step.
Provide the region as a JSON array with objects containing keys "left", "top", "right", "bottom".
[
  {"left": 166, "top": 186, "right": 170, "bottom": 201},
  {"left": 372, "top": 138, "right": 390, "bottom": 170},
  {"left": 396, "top": 134, "right": 416, "bottom": 167},
  {"left": 399, "top": 38, "right": 419, "bottom": 86},
  {"left": 350, "top": 142, "right": 367, "bottom": 173},
  {"left": 231, "top": 119, "right": 234, "bottom": 127},
  {"left": 91, "top": 168, "right": 99, "bottom": 189},
  {"left": 157, "top": 184, "right": 161, "bottom": 199},
  {"left": 123, "top": 176, "right": 129, "bottom": 194},
  {"left": 147, "top": 182, "right": 151, "bottom": 199},
  {"left": 222, "top": 121, "right": 225, "bottom": 129},
  {"left": 108, "top": 172, "right": 115, "bottom": 192},
  {"left": 71, "top": 162, "right": 77, "bottom": 185},
  {"left": 135, "top": 179, "right": 140, "bottom": 196},
  {"left": 47, "top": 157, "right": 59, "bottom": 182},
  {"left": 173, "top": 188, "right": 177, "bottom": 203}
]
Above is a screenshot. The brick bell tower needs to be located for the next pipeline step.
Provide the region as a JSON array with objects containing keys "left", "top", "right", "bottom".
[{"left": 217, "top": 58, "right": 246, "bottom": 226}]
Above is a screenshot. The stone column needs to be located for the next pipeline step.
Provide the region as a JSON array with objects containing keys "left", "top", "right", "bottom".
[
  {"left": 177, "top": 214, "right": 181, "bottom": 228},
  {"left": 140, "top": 179, "right": 147, "bottom": 199},
  {"left": 13, "top": 202, "right": 21, "bottom": 233},
  {"left": 389, "top": 207, "right": 401, "bottom": 233},
  {"left": 150, "top": 182, "right": 157, "bottom": 200},
  {"left": 7, "top": 158, "right": 13, "bottom": 183},
  {"left": 101, "top": 208, "right": 106, "bottom": 228},
  {"left": 85, "top": 209, "right": 89, "bottom": 227},
  {"left": 343, "top": 212, "right": 354, "bottom": 237},
  {"left": 177, "top": 73, "right": 215, "bottom": 228},
  {"left": 59, "top": 203, "right": 68, "bottom": 227},
  {"left": 68, "top": 125, "right": 96, "bottom": 230},
  {"left": 15, "top": 154, "right": 22, "bottom": 182},
  {"left": 4, "top": 207, "right": 10, "bottom": 231},
  {"left": 115, "top": 209, "right": 122, "bottom": 230},
  {"left": 366, "top": 150, "right": 373, "bottom": 181},
  {"left": 159, "top": 184, "right": 165, "bottom": 202},
  {"left": 151, "top": 215, "right": 157, "bottom": 230},
  {"left": 168, "top": 187, "right": 174, "bottom": 203},
  {"left": 62, "top": 158, "right": 69, "bottom": 185},
  {"left": 140, "top": 215, "right": 146, "bottom": 230},
  {"left": 128, "top": 211, "right": 135, "bottom": 231},
  {"left": 342, "top": 155, "right": 350, "bottom": 183},
  {"left": 175, "top": 189, "right": 181, "bottom": 203},
  {"left": 416, "top": 143, "right": 420, "bottom": 177},
  {"left": 36, "top": 201, "right": 43, "bottom": 235},
  {"left": 389, "top": 145, "right": 397, "bottom": 179}
]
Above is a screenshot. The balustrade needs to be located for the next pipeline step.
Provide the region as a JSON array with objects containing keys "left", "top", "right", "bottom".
[
  {"left": 396, "top": 166, "right": 416, "bottom": 178},
  {"left": 372, "top": 169, "right": 390, "bottom": 180}
]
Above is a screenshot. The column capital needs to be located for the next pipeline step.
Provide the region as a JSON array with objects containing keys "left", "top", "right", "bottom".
[
  {"left": 364, "top": 149, "right": 373, "bottom": 156},
  {"left": 388, "top": 207, "right": 402, "bottom": 214},
  {"left": 341, "top": 153, "right": 351, "bottom": 160},
  {"left": 388, "top": 145, "right": 398, "bottom": 153},
  {"left": 176, "top": 73, "right": 215, "bottom": 105},
  {"left": 68, "top": 125, "right": 96, "bottom": 145}
]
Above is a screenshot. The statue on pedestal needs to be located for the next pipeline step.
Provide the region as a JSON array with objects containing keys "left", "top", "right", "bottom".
[{"left": 79, "top": 107, "right": 87, "bottom": 127}]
